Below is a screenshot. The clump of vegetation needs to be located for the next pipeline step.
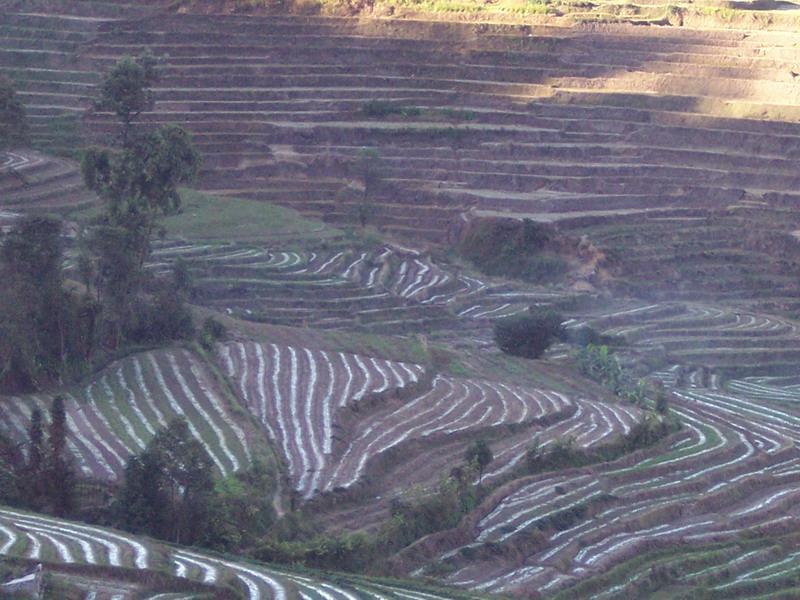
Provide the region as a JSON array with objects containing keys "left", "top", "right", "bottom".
[
  {"left": 575, "top": 343, "right": 648, "bottom": 404},
  {"left": 256, "top": 455, "right": 488, "bottom": 573},
  {"left": 465, "top": 438, "right": 493, "bottom": 483},
  {"left": 362, "top": 100, "right": 422, "bottom": 118},
  {"left": 0, "top": 217, "right": 96, "bottom": 392},
  {"left": 80, "top": 53, "right": 200, "bottom": 350},
  {"left": 0, "top": 397, "right": 77, "bottom": 516},
  {"left": 459, "top": 218, "right": 568, "bottom": 283},
  {"left": 494, "top": 309, "right": 564, "bottom": 359},
  {"left": 523, "top": 412, "right": 680, "bottom": 476},
  {"left": 348, "top": 147, "right": 382, "bottom": 228},
  {"left": 114, "top": 418, "right": 276, "bottom": 549},
  {"left": 199, "top": 316, "right": 228, "bottom": 351},
  {"left": 0, "top": 75, "right": 28, "bottom": 150}
]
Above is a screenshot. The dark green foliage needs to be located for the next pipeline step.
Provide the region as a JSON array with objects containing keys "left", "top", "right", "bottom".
[
  {"left": 523, "top": 413, "right": 680, "bottom": 476},
  {"left": 81, "top": 56, "right": 200, "bottom": 349},
  {"left": 116, "top": 418, "right": 215, "bottom": 545},
  {"left": 0, "top": 76, "right": 28, "bottom": 150},
  {"left": 459, "top": 218, "right": 568, "bottom": 283},
  {"left": 257, "top": 465, "right": 484, "bottom": 574},
  {"left": 46, "top": 396, "right": 76, "bottom": 517},
  {"left": 199, "top": 317, "right": 227, "bottom": 351},
  {"left": 381, "top": 471, "right": 480, "bottom": 553},
  {"left": 465, "top": 439, "right": 493, "bottom": 483},
  {"left": 256, "top": 530, "right": 373, "bottom": 573},
  {"left": 575, "top": 344, "right": 649, "bottom": 405},
  {"left": 116, "top": 419, "right": 276, "bottom": 548},
  {"left": 124, "top": 291, "right": 195, "bottom": 345},
  {"left": 655, "top": 384, "right": 669, "bottom": 414},
  {"left": 23, "top": 408, "right": 45, "bottom": 511},
  {"left": 94, "top": 53, "right": 157, "bottom": 145},
  {"left": 361, "top": 100, "right": 421, "bottom": 118},
  {"left": 82, "top": 125, "right": 200, "bottom": 258},
  {"left": 0, "top": 217, "right": 94, "bottom": 392},
  {"left": 0, "top": 434, "right": 24, "bottom": 506},
  {"left": 351, "top": 147, "right": 381, "bottom": 227},
  {"left": 493, "top": 309, "right": 564, "bottom": 359},
  {"left": 201, "top": 460, "right": 277, "bottom": 551},
  {"left": 7, "top": 397, "right": 77, "bottom": 515},
  {"left": 172, "top": 258, "right": 193, "bottom": 296}
]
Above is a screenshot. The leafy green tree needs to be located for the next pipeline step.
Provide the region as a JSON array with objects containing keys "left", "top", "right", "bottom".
[
  {"left": 46, "top": 396, "right": 75, "bottom": 517},
  {"left": 494, "top": 309, "right": 564, "bottom": 359},
  {"left": 0, "top": 434, "right": 23, "bottom": 506},
  {"left": 116, "top": 418, "right": 215, "bottom": 545},
  {"left": 465, "top": 439, "right": 493, "bottom": 483},
  {"left": 95, "top": 53, "right": 157, "bottom": 146},
  {"left": 82, "top": 55, "right": 200, "bottom": 349},
  {"left": 199, "top": 317, "right": 227, "bottom": 351},
  {"left": 655, "top": 385, "right": 669, "bottom": 414},
  {"left": 0, "top": 217, "right": 90, "bottom": 391},
  {"left": 352, "top": 147, "right": 381, "bottom": 227},
  {"left": 23, "top": 409, "right": 45, "bottom": 510},
  {"left": 82, "top": 125, "right": 200, "bottom": 269},
  {"left": 0, "top": 76, "right": 28, "bottom": 150},
  {"left": 202, "top": 460, "right": 277, "bottom": 551}
]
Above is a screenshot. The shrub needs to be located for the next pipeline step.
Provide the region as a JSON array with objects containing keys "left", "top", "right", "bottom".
[
  {"left": 199, "top": 317, "right": 227, "bottom": 351},
  {"left": 459, "top": 218, "right": 567, "bottom": 283},
  {"left": 0, "top": 76, "right": 28, "bottom": 150},
  {"left": 494, "top": 309, "right": 564, "bottom": 359},
  {"left": 361, "top": 100, "right": 421, "bottom": 118}
]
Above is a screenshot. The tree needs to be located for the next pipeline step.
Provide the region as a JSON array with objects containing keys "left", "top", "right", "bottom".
[
  {"left": 95, "top": 53, "right": 157, "bottom": 146},
  {"left": 0, "top": 76, "right": 28, "bottom": 150},
  {"left": 465, "top": 439, "right": 493, "bottom": 483},
  {"left": 352, "top": 147, "right": 381, "bottom": 228},
  {"left": 82, "top": 125, "right": 200, "bottom": 269},
  {"left": 655, "top": 384, "right": 669, "bottom": 414},
  {"left": 116, "top": 418, "right": 215, "bottom": 545},
  {"left": 45, "top": 396, "right": 75, "bottom": 516},
  {"left": 0, "top": 217, "right": 89, "bottom": 391},
  {"left": 82, "top": 55, "right": 200, "bottom": 349},
  {"left": 24, "top": 408, "right": 45, "bottom": 510},
  {"left": 0, "top": 434, "right": 23, "bottom": 506},
  {"left": 494, "top": 309, "right": 564, "bottom": 359}
]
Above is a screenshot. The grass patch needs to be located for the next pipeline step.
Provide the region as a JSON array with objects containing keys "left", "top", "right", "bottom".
[{"left": 159, "top": 189, "right": 339, "bottom": 243}]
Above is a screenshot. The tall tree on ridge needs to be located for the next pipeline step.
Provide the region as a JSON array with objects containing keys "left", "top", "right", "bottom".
[{"left": 46, "top": 395, "right": 75, "bottom": 517}]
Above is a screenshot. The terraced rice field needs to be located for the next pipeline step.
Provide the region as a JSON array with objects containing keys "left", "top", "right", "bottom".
[
  {"left": 396, "top": 302, "right": 800, "bottom": 596},
  {"left": 0, "top": 506, "right": 477, "bottom": 599},
  {"left": 0, "top": 149, "right": 96, "bottom": 213},
  {"left": 3, "top": 3, "right": 799, "bottom": 245},
  {"left": 67, "top": 14, "right": 800, "bottom": 252},
  {"left": 219, "top": 340, "right": 631, "bottom": 502},
  {"left": 570, "top": 302, "right": 800, "bottom": 378},
  {"left": 7, "top": 1, "right": 800, "bottom": 598},
  {"left": 0, "top": 348, "right": 258, "bottom": 480},
  {"left": 149, "top": 239, "right": 580, "bottom": 336},
  {"left": 412, "top": 378, "right": 800, "bottom": 596}
]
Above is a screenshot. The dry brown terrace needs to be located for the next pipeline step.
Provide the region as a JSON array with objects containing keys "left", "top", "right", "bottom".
[{"left": 7, "top": 3, "right": 800, "bottom": 303}]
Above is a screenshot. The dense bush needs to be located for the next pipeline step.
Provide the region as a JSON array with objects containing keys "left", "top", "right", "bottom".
[
  {"left": 114, "top": 419, "right": 276, "bottom": 548},
  {"left": 199, "top": 317, "right": 227, "bottom": 351},
  {"left": 0, "top": 217, "right": 96, "bottom": 392},
  {"left": 459, "top": 218, "right": 568, "bottom": 283},
  {"left": 0, "top": 76, "right": 28, "bottom": 150},
  {"left": 574, "top": 344, "right": 649, "bottom": 404},
  {"left": 494, "top": 309, "right": 564, "bottom": 359}
]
